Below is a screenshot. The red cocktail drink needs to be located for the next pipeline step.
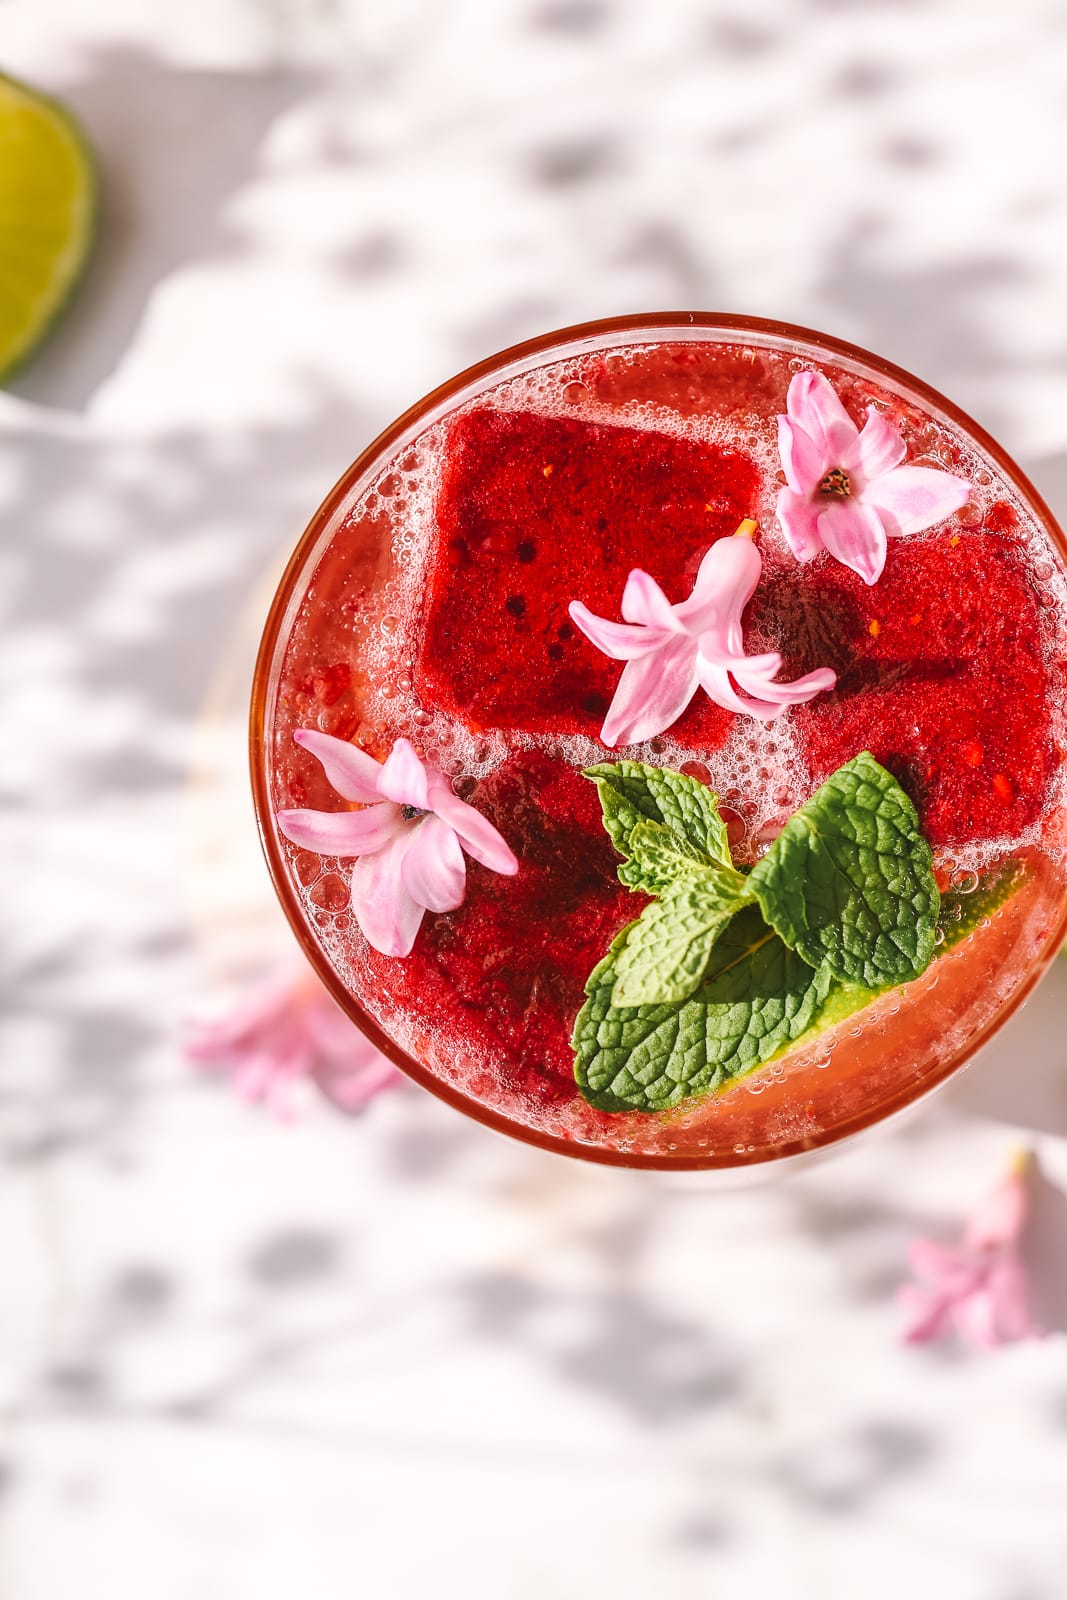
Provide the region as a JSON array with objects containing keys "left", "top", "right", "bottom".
[{"left": 251, "top": 316, "right": 1067, "bottom": 1169}]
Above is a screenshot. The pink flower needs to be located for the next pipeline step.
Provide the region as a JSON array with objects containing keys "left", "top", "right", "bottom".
[
  {"left": 776, "top": 370, "right": 970, "bottom": 585},
  {"left": 899, "top": 1154, "right": 1044, "bottom": 1349},
  {"left": 568, "top": 521, "right": 837, "bottom": 747},
  {"left": 276, "top": 732, "right": 518, "bottom": 957},
  {"left": 184, "top": 956, "right": 406, "bottom": 1121}
]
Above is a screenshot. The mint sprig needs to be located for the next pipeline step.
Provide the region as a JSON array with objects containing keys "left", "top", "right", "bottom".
[
  {"left": 609, "top": 818, "right": 753, "bottom": 1004},
  {"left": 575, "top": 904, "right": 832, "bottom": 1112},
  {"left": 574, "top": 752, "right": 948, "bottom": 1114},
  {"left": 757, "top": 858, "right": 1028, "bottom": 1072},
  {"left": 584, "top": 761, "right": 733, "bottom": 873},
  {"left": 610, "top": 877, "right": 752, "bottom": 1007},
  {"left": 747, "top": 751, "right": 939, "bottom": 989}
]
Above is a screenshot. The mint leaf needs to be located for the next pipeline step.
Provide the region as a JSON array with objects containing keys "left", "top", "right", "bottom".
[
  {"left": 618, "top": 819, "right": 749, "bottom": 896},
  {"left": 585, "top": 761, "right": 732, "bottom": 874},
  {"left": 574, "top": 904, "right": 832, "bottom": 1113},
  {"left": 762, "top": 858, "right": 1028, "bottom": 1069},
  {"left": 747, "top": 751, "right": 939, "bottom": 989},
  {"left": 610, "top": 874, "right": 751, "bottom": 1006}
]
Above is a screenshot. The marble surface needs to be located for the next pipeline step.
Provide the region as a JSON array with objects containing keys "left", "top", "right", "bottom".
[{"left": 3, "top": 1, "right": 1067, "bottom": 1595}]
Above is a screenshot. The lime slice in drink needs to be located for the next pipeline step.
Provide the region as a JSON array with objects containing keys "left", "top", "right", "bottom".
[{"left": 0, "top": 71, "right": 97, "bottom": 382}]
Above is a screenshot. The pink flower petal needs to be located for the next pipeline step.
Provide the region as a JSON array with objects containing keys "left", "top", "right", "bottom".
[
  {"left": 301, "top": 993, "right": 374, "bottom": 1061},
  {"left": 349, "top": 831, "right": 425, "bottom": 956},
  {"left": 787, "top": 370, "right": 859, "bottom": 461},
  {"left": 600, "top": 638, "right": 700, "bottom": 747},
  {"left": 293, "top": 728, "right": 384, "bottom": 803},
  {"left": 899, "top": 1284, "right": 956, "bottom": 1345},
  {"left": 316, "top": 1053, "right": 405, "bottom": 1112},
  {"left": 186, "top": 957, "right": 406, "bottom": 1122},
  {"left": 233, "top": 1051, "right": 277, "bottom": 1103},
  {"left": 571, "top": 522, "right": 834, "bottom": 736},
  {"left": 675, "top": 534, "right": 762, "bottom": 631},
  {"left": 700, "top": 643, "right": 783, "bottom": 675},
  {"left": 984, "top": 1255, "right": 1039, "bottom": 1342},
  {"left": 839, "top": 405, "right": 906, "bottom": 485},
  {"left": 620, "top": 568, "right": 681, "bottom": 631},
  {"left": 276, "top": 802, "right": 399, "bottom": 857},
  {"left": 861, "top": 464, "right": 970, "bottom": 537},
  {"left": 899, "top": 1156, "right": 1043, "bottom": 1349},
  {"left": 778, "top": 414, "right": 827, "bottom": 495},
  {"left": 733, "top": 659, "right": 838, "bottom": 706},
  {"left": 568, "top": 600, "right": 665, "bottom": 660},
  {"left": 427, "top": 775, "right": 520, "bottom": 876},
  {"left": 378, "top": 738, "right": 430, "bottom": 809},
  {"left": 965, "top": 1168, "right": 1028, "bottom": 1252},
  {"left": 817, "top": 499, "right": 888, "bottom": 585},
  {"left": 696, "top": 658, "right": 786, "bottom": 720},
  {"left": 952, "top": 1285, "right": 1002, "bottom": 1350},
  {"left": 262, "top": 1049, "right": 309, "bottom": 1122},
  {"left": 184, "top": 977, "right": 290, "bottom": 1060},
  {"left": 775, "top": 486, "right": 824, "bottom": 563},
  {"left": 401, "top": 814, "right": 468, "bottom": 913},
  {"left": 908, "top": 1238, "right": 963, "bottom": 1281}
]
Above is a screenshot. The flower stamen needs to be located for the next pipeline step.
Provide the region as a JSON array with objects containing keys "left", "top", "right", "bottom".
[{"left": 817, "top": 467, "right": 852, "bottom": 498}]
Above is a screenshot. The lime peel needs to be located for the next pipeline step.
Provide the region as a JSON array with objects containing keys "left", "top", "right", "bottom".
[{"left": 0, "top": 71, "right": 97, "bottom": 382}]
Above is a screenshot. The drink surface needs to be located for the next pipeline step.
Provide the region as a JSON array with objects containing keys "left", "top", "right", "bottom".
[{"left": 261, "top": 330, "right": 1067, "bottom": 1164}]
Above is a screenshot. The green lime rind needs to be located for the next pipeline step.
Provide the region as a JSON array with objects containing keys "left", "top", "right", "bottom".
[
  {"left": 574, "top": 857, "right": 1026, "bottom": 1115},
  {"left": 936, "top": 858, "right": 1026, "bottom": 950},
  {"left": 0, "top": 71, "right": 98, "bottom": 384},
  {"left": 733, "top": 856, "right": 1028, "bottom": 1081},
  {"left": 573, "top": 903, "right": 833, "bottom": 1114}
]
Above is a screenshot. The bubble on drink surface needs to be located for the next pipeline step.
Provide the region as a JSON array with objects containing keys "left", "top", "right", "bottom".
[{"left": 293, "top": 850, "right": 322, "bottom": 887}]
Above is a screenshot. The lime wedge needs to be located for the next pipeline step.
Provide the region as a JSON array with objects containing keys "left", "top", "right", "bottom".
[{"left": 0, "top": 71, "right": 97, "bottom": 382}]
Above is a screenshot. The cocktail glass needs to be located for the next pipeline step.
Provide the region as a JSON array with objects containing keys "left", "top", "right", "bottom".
[{"left": 251, "top": 314, "right": 1067, "bottom": 1171}]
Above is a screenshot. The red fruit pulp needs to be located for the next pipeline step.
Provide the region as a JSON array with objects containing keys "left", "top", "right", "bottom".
[
  {"left": 416, "top": 407, "right": 757, "bottom": 746},
  {"left": 360, "top": 751, "right": 642, "bottom": 1115},
  {"left": 757, "top": 530, "right": 1056, "bottom": 846}
]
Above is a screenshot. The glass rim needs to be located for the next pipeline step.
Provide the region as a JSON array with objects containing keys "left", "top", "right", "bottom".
[{"left": 250, "top": 310, "right": 1067, "bottom": 1171}]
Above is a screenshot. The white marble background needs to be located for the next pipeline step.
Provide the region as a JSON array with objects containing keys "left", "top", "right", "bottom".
[{"left": 3, "top": 1, "right": 1067, "bottom": 1595}]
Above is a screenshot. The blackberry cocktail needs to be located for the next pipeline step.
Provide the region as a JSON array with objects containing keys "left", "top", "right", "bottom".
[{"left": 251, "top": 316, "right": 1067, "bottom": 1169}]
